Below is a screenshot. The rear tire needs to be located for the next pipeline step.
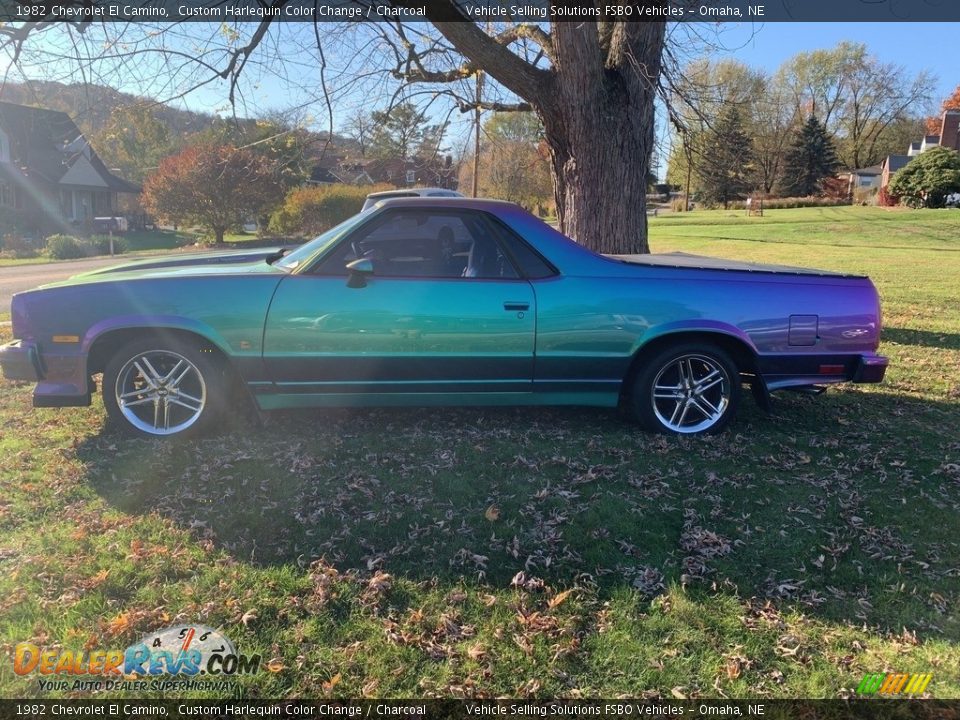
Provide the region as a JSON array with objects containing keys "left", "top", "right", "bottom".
[
  {"left": 102, "top": 337, "right": 225, "bottom": 438},
  {"left": 630, "top": 343, "right": 740, "bottom": 435}
]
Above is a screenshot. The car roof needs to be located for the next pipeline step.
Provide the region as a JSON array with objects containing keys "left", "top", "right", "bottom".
[
  {"left": 365, "top": 187, "right": 461, "bottom": 199},
  {"left": 372, "top": 197, "right": 519, "bottom": 210}
]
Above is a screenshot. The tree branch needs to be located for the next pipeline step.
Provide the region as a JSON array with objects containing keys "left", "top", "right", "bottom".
[
  {"left": 456, "top": 100, "right": 533, "bottom": 113},
  {"left": 390, "top": 0, "right": 552, "bottom": 106}
]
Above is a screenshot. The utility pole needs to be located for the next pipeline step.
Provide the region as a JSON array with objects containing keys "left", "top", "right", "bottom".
[
  {"left": 472, "top": 21, "right": 490, "bottom": 198},
  {"left": 472, "top": 68, "right": 483, "bottom": 198}
]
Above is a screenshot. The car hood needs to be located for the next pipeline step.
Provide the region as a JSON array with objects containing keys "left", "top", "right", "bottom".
[
  {"left": 75, "top": 245, "right": 298, "bottom": 277},
  {"left": 608, "top": 251, "right": 864, "bottom": 278},
  {"left": 35, "top": 249, "right": 290, "bottom": 291}
]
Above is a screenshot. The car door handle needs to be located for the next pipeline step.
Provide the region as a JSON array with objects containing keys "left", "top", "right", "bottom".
[{"left": 503, "top": 302, "right": 530, "bottom": 312}]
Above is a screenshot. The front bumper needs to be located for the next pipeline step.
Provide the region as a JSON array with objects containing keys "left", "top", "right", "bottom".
[
  {"left": 0, "top": 339, "right": 43, "bottom": 381},
  {"left": 0, "top": 339, "right": 92, "bottom": 407}
]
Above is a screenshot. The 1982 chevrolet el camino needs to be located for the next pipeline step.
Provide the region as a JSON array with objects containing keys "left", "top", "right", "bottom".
[{"left": 0, "top": 198, "right": 887, "bottom": 438}]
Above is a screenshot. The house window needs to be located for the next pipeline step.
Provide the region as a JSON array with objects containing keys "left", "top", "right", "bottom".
[
  {"left": 0, "top": 129, "right": 9, "bottom": 163},
  {"left": 0, "top": 182, "right": 12, "bottom": 207},
  {"left": 405, "top": 170, "right": 416, "bottom": 184}
]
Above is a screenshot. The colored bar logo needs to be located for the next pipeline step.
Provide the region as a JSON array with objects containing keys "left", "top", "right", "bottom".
[{"left": 856, "top": 673, "right": 932, "bottom": 695}]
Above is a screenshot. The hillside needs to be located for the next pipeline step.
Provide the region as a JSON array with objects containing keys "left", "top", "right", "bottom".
[
  {"left": 0, "top": 81, "right": 350, "bottom": 183},
  {"left": 0, "top": 80, "right": 213, "bottom": 138}
]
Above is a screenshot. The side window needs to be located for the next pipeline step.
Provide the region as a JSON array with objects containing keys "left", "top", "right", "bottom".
[
  {"left": 486, "top": 217, "right": 557, "bottom": 279},
  {"left": 315, "top": 210, "right": 519, "bottom": 280}
]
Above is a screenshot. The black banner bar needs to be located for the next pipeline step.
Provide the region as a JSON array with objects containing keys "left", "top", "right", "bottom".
[
  {"left": 1, "top": 700, "right": 959, "bottom": 720},
  {"left": 2, "top": 0, "right": 960, "bottom": 23}
]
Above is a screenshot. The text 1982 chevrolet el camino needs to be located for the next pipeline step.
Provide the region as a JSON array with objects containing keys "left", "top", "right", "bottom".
[{"left": 0, "top": 198, "right": 887, "bottom": 437}]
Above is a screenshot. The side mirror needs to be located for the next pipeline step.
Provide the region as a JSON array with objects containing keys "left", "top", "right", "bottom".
[{"left": 346, "top": 257, "right": 374, "bottom": 288}]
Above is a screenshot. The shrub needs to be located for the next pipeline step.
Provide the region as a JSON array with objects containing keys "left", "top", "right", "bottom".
[
  {"left": 888, "top": 146, "right": 960, "bottom": 208},
  {"left": 670, "top": 198, "right": 689, "bottom": 212},
  {"left": 46, "top": 234, "right": 85, "bottom": 260},
  {"left": 88, "top": 234, "right": 128, "bottom": 255},
  {"left": 723, "top": 196, "right": 850, "bottom": 211},
  {"left": 269, "top": 184, "right": 392, "bottom": 237},
  {"left": 1, "top": 233, "right": 38, "bottom": 259},
  {"left": 852, "top": 187, "right": 877, "bottom": 206},
  {"left": 876, "top": 186, "right": 900, "bottom": 207}
]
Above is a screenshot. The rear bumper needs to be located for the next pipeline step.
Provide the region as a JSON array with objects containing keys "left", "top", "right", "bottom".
[
  {"left": 759, "top": 352, "right": 888, "bottom": 391},
  {"left": 852, "top": 353, "right": 888, "bottom": 383},
  {"left": 0, "top": 339, "right": 92, "bottom": 407}
]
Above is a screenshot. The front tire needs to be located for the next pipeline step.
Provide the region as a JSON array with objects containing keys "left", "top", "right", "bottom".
[
  {"left": 102, "top": 337, "right": 225, "bottom": 438},
  {"left": 630, "top": 343, "right": 741, "bottom": 435}
]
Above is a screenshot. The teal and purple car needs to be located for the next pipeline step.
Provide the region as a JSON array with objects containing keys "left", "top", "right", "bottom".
[{"left": 0, "top": 198, "right": 887, "bottom": 438}]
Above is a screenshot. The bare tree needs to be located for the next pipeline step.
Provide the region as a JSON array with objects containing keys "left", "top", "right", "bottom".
[{"left": 342, "top": 108, "right": 374, "bottom": 159}]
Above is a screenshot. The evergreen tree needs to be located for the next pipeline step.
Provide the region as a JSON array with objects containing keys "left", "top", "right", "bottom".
[
  {"left": 780, "top": 116, "right": 839, "bottom": 197},
  {"left": 696, "top": 106, "right": 754, "bottom": 208}
]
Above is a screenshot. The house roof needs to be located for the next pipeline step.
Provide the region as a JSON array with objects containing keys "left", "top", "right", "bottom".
[
  {"left": 852, "top": 165, "right": 882, "bottom": 175},
  {"left": 884, "top": 155, "right": 911, "bottom": 173},
  {"left": 308, "top": 165, "right": 341, "bottom": 184},
  {"left": 0, "top": 101, "right": 139, "bottom": 193}
]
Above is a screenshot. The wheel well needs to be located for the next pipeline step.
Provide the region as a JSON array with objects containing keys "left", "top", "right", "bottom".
[
  {"left": 87, "top": 327, "right": 229, "bottom": 375},
  {"left": 622, "top": 331, "right": 759, "bottom": 395}
]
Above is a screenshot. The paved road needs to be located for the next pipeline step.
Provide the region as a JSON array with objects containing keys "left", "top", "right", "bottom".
[{"left": 0, "top": 256, "right": 136, "bottom": 312}]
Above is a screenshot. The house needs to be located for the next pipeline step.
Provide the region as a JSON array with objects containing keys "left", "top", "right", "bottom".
[
  {"left": 842, "top": 165, "right": 882, "bottom": 195},
  {"left": 881, "top": 110, "right": 960, "bottom": 189},
  {"left": 306, "top": 155, "right": 458, "bottom": 191},
  {"left": 0, "top": 101, "right": 140, "bottom": 234}
]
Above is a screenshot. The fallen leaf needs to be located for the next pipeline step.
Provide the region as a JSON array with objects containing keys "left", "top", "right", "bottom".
[
  {"left": 485, "top": 505, "right": 501, "bottom": 522},
  {"left": 240, "top": 610, "right": 258, "bottom": 626},
  {"left": 547, "top": 589, "right": 575, "bottom": 609},
  {"left": 322, "top": 672, "right": 342, "bottom": 693}
]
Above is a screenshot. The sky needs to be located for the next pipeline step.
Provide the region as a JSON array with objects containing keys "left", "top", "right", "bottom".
[
  {"left": 174, "top": 21, "right": 960, "bottom": 127},
  {"left": 709, "top": 22, "right": 957, "bottom": 101}
]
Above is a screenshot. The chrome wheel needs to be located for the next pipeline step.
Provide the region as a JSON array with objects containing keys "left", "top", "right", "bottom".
[
  {"left": 114, "top": 349, "right": 207, "bottom": 436},
  {"left": 651, "top": 353, "right": 731, "bottom": 434}
]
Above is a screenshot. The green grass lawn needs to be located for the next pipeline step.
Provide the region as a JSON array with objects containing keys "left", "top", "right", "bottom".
[{"left": 1, "top": 206, "right": 958, "bottom": 699}]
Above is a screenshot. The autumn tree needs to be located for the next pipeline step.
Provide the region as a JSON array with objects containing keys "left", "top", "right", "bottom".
[
  {"left": 462, "top": 112, "right": 551, "bottom": 211},
  {"left": 92, "top": 105, "right": 177, "bottom": 184},
  {"left": 191, "top": 115, "right": 313, "bottom": 194},
  {"left": 780, "top": 117, "right": 839, "bottom": 197},
  {"left": 926, "top": 84, "right": 960, "bottom": 135},
  {"left": 143, "top": 144, "right": 285, "bottom": 244}
]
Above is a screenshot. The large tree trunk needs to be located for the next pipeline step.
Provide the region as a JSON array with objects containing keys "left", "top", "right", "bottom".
[
  {"left": 539, "top": 23, "right": 663, "bottom": 254},
  {"left": 430, "top": 19, "right": 665, "bottom": 255}
]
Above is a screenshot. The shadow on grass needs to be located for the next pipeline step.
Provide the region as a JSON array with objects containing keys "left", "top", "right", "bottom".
[
  {"left": 884, "top": 326, "right": 960, "bottom": 350},
  {"left": 77, "top": 387, "right": 960, "bottom": 639}
]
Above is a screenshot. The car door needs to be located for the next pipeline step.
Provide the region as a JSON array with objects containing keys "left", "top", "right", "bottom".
[{"left": 262, "top": 208, "right": 536, "bottom": 398}]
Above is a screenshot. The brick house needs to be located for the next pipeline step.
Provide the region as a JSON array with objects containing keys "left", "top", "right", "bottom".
[
  {"left": 0, "top": 101, "right": 141, "bottom": 235},
  {"left": 881, "top": 110, "right": 960, "bottom": 189}
]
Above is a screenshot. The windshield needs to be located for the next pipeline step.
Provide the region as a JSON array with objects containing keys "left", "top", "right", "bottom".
[{"left": 274, "top": 212, "right": 371, "bottom": 271}]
